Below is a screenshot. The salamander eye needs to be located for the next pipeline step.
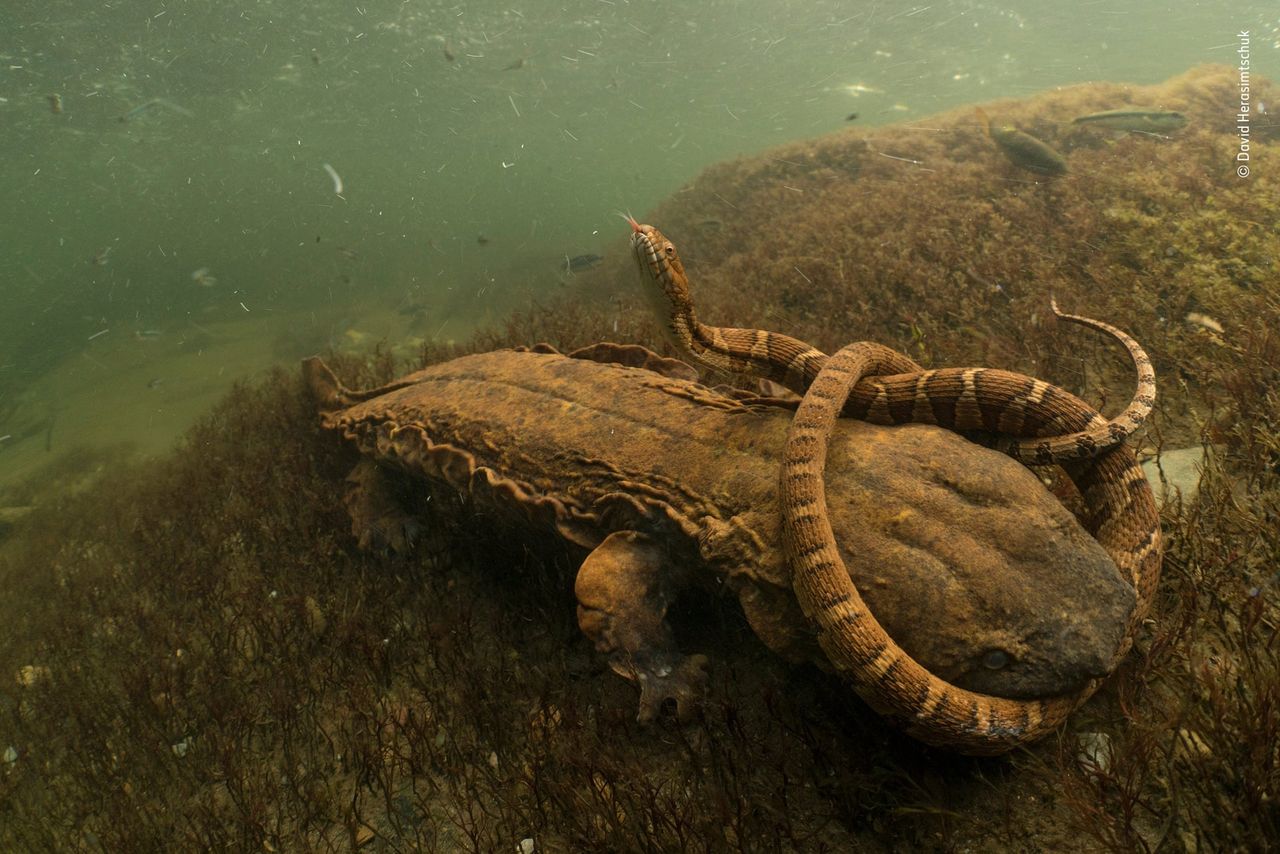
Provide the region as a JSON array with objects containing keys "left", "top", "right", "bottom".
[{"left": 982, "top": 650, "right": 1010, "bottom": 670}]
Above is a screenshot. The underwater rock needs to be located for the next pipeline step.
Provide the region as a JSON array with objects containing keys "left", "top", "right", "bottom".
[
  {"left": 1077, "top": 730, "right": 1113, "bottom": 770},
  {"left": 1141, "top": 445, "right": 1211, "bottom": 505}
]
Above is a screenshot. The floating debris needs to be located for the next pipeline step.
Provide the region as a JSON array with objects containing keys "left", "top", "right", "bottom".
[
  {"left": 87, "top": 328, "right": 110, "bottom": 341},
  {"left": 47, "top": 93, "right": 62, "bottom": 114},
  {"left": 1185, "top": 312, "right": 1225, "bottom": 345},
  {"left": 118, "top": 98, "right": 194, "bottom": 123},
  {"left": 133, "top": 330, "right": 163, "bottom": 341},
  {"left": 842, "top": 82, "right": 882, "bottom": 96},
  {"left": 322, "top": 162, "right": 344, "bottom": 195},
  {"left": 564, "top": 253, "right": 604, "bottom": 274},
  {"left": 477, "top": 234, "right": 490, "bottom": 246},
  {"left": 442, "top": 42, "right": 456, "bottom": 62},
  {"left": 1073, "top": 109, "right": 1187, "bottom": 133},
  {"left": 91, "top": 246, "right": 112, "bottom": 266},
  {"left": 976, "top": 108, "right": 1067, "bottom": 176},
  {"left": 147, "top": 377, "right": 165, "bottom": 389},
  {"left": 191, "top": 267, "right": 217, "bottom": 287}
]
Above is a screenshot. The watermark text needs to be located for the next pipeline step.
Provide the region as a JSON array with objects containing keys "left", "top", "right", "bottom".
[{"left": 1237, "top": 31, "right": 1251, "bottom": 177}]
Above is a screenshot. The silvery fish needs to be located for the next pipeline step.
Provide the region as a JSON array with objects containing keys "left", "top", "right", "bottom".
[
  {"left": 976, "top": 108, "right": 1067, "bottom": 176},
  {"left": 1072, "top": 109, "right": 1188, "bottom": 132},
  {"left": 564, "top": 253, "right": 604, "bottom": 274}
]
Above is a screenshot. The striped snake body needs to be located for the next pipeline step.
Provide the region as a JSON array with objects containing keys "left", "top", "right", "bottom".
[{"left": 628, "top": 218, "right": 1162, "bottom": 754}]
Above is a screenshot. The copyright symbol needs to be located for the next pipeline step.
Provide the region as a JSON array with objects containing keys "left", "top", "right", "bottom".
[{"left": 1238, "top": 164, "right": 1250, "bottom": 178}]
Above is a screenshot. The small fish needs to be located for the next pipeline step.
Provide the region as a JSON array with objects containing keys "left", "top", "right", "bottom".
[
  {"left": 976, "top": 108, "right": 1067, "bottom": 176},
  {"left": 477, "top": 234, "right": 490, "bottom": 246},
  {"left": 443, "top": 43, "right": 456, "bottom": 62},
  {"left": 47, "top": 93, "right": 62, "bottom": 114},
  {"left": 845, "top": 112, "right": 859, "bottom": 122},
  {"left": 118, "top": 98, "right": 194, "bottom": 123},
  {"left": 147, "top": 377, "right": 165, "bottom": 389},
  {"left": 91, "top": 246, "right": 112, "bottom": 266},
  {"left": 502, "top": 57, "right": 527, "bottom": 71},
  {"left": 134, "top": 330, "right": 163, "bottom": 340},
  {"left": 1072, "top": 109, "right": 1187, "bottom": 133},
  {"left": 564, "top": 253, "right": 604, "bottom": 274},
  {"left": 191, "top": 267, "right": 217, "bottom": 287}
]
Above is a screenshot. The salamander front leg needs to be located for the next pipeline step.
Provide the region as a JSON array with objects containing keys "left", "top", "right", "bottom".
[
  {"left": 343, "top": 458, "right": 422, "bottom": 554},
  {"left": 574, "top": 531, "right": 709, "bottom": 722}
]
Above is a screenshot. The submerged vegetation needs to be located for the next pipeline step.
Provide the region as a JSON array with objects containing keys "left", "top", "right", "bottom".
[{"left": 2, "top": 65, "right": 1277, "bottom": 849}]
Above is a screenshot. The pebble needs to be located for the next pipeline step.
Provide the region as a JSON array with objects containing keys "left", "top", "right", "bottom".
[
  {"left": 15, "top": 665, "right": 51, "bottom": 688},
  {"left": 1140, "top": 445, "right": 1210, "bottom": 506},
  {"left": 304, "top": 596, "right": 327, "bottom": 637},
  {"left": 517, "top": 839, "right": 535, "bottom": 854},
  {"left": 1077, "top": 731, "right": 1113, "bottom": 771},
  {"left": 1174, "top": 728, "right": 1213, "bottom": 764}
]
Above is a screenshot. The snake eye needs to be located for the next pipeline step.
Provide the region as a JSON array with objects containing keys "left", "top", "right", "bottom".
[
  {"left": 664, "top": 245, "right": 675, "bottom": 256},
  {"left": 982, "top": 650, "right": 1010, "bottom": 670}
]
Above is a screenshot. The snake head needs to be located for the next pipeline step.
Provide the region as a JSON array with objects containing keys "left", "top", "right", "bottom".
[
  {"left": 626, "top": 219, "right": 692, "bottom": 342},
  {"left": 628, "top": 221, "right": 687, "bottom": 290}
]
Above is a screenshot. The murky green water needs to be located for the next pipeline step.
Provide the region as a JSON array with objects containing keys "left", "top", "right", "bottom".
[{"left": 1, "top": 0, "right": 1274, "bottom": 485}]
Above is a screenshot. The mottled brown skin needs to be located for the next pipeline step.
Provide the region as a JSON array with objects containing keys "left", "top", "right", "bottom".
[
  {"left": 305, "top": 346, "right": 1133, "bottom": 722},
  {"left": 628, "top": 219, "right": 1161, "bottom": 753},
  {"left": 782, "top": 343, "right": 1158, "bottom": 754}
]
